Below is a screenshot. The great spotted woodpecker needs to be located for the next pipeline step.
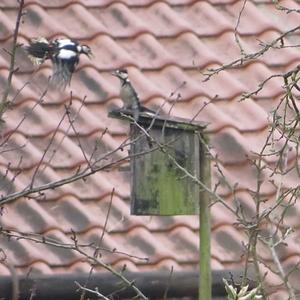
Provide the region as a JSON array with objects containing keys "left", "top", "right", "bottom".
[
  {"left": 112, "top": 69, "right": 155, "bottom": 121},
  {"left": 25, "top": 37, "right": 92, "bottom": 89}
]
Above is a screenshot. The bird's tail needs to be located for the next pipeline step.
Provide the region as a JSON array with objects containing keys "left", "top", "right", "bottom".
[
  {"left": 24, "top": 37, "right": 52, "bottom": 65},
  {"left": 132, "top": 105, "right": 157, "bottom": 121},
  {"left": 132, "top": 100, "right": 140, "bottom": 121},
  {"left": 51, "top": 59, "right": 72, "bottom": 90},
  {"left": 139, "top": 105, "right": 156, "bottom": 115}
]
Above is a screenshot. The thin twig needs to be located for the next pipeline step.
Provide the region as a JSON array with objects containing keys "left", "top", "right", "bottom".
[
  {"left": 94, "top": 188, "right": 115, "bottom": 258},
  {"left": 268, "top": 241, "right": 296, "bottom": 300},
  {"left": 203, "top": 25, "right": 300, "bottom": 81},
  {"left": 75, "top": 281, "right": 110, "bottom": 300},
  {"left": 65, "top": 102, "right": 93, "bottom": 170},
  {"left": 0, "top": 0, "right": 24, "bottom": 120},
  {"left": 163, "top": 266, "right": 174, "bottom": 300},
  {"left": 1, "top": 229, "right": 148, "bottom": 299},
  {"left": 29, "top": 109, "right": 68, "bottom": 189},
  {"left": 234, "top": 0, "right": 248, "bottom": 56},
  {"left": 0, "top": 134, "right": 162, "bottom": 205}
]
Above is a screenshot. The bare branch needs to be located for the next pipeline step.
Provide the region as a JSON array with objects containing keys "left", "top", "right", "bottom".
[
  {"left": 94, "top": 188, "right": 115, "bottom": 258},
  {"left": 0, "top": 229, "right": 148, "bottom": 300},
  {"left": 0, "top": 0, "right": 24, "bottom": 121},
  {"left": 75, "top": 281, "right": 110, "bottom": 300},
  {"left": 203, "top": 25, "right": 300, "bottom": 81},
  {"left": 234, "top": 0, "right": 248, "bottom": 56}
]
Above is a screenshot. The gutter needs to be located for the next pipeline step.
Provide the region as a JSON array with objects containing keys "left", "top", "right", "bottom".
[{"left": 0, "top": 269, "right": 252, "bottom": 299}]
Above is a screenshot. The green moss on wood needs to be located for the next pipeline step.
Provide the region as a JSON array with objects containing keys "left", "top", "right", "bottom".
[{"left": 132, "top": 128, "right": 200, "bottom": 215}]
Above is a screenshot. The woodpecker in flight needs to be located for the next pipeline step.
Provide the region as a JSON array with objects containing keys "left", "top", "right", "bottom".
[
  {"left": 25, "top": 37, "right": 92, "bottom": 89},
  {"left": 112, "top": 69, "right": 155, "bottom": 121}
]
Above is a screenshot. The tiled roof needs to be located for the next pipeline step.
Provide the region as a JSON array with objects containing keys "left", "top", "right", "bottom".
[{"left": 1, "top": 0, "right": 300, "bottom": 297}]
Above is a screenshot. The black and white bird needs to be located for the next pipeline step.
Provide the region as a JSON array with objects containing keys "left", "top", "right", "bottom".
[
  {"left": 25, "top": 37, "right": 92, "bottom": 89},
  {"left": 112, "top": 69, "right": 155, "bottom": 121}
]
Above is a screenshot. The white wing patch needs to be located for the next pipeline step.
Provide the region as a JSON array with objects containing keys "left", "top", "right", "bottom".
[
  {"left": 57, "top": 39, "right": 75, "bottom": 47},
  {"left": 57, "top": 49, "right": 77, "bottom": 59},
  {"left": 27, "top": 55, "right": 45, "bottom": 65}
]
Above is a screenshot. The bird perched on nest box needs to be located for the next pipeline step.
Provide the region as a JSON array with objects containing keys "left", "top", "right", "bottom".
[
  {"left": 25, "top": 37, "right": 93, "bottom": 89},
  {"left": 112, "top": 69, "right": 155, "bottom": 121}
]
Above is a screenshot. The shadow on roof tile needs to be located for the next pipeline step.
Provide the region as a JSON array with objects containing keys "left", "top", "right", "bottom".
[
  {"left": 211, "top": 225, "right": 245, "bottom": 263},
  {"left": 211, "top": 161, "right": 277, "bottom": 197},
  {"left": 135, "top": 2, "right": 194, "bottom": 37},
  {"left": 161, "top": 33, "right": 221, "bottom": 69},
  {"left": 182, "top": 2, "right": 233, "bottom": 36},
  {"left": 119, "top": 34, "right": 177, "bottom": 69},
  {"left": 144, "top": 66, "right": 204, "bottom": 100},
  {"left": 88, "top": 35, "right": 137, "bottom": 69},
  {"left": 255, "top": 0, "right": 300, "bottom": 33},
  {"left": 211, "top": 128, "right": 255, "bottom": 165},
  {"left": 0, "top": 9, "right": 16, "bottom": 41},
  {"left": 24, "top": 0, "right": 71, "bottom": 8},
  {"left": 12, "top": 198, "right": 59, "bottom": 233},
  {"left": 88, "top": 3, "right": 150, "bottom": 38},
  {"left": 0, "top": 236, "right": 45, "bottom": 266},
  {"left": 227, "top": 1, "right": 280, "bottom": 35},
  {"left": 19, "top": 4, "right": 64, "bottom": 38},
  {"left": 47, "top": 4, "right": 106, "bottom": 39},
  {"left": 191, "top": 69, "right": 246, "bottom": 100}
]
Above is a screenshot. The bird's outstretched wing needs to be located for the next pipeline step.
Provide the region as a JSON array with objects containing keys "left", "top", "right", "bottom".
[
  {"left": 25, "top": 37, "right": 92, "bottom": 90},
  {"left": 51, "top": 49, "right": 79, "bottom": 90},
  {"left": 25, "top": 37, "right": 52, "bottom": 65}
]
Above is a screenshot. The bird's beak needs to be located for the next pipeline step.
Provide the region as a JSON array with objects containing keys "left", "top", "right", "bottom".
[
  {"left": 111, "top": 71, "right": 118, "bottom": 77},
  {"left": 87, "top": 52, "right": 94, "bottom": 59}
]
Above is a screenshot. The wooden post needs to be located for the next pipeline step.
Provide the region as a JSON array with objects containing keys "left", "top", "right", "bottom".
[{"left": 199, "top": 135, "right": 211, "bottom": 300}]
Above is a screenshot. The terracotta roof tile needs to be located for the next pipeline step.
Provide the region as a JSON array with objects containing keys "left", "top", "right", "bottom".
[
  {"left": 136, "top": 2, "right": 194, "bottom": 37},
  {"left": 45, "top": 196, "right": 100, "bottom": 232},
  {"left": 22, "top": 261, "right": 54, "bottom": 274},
  {"left": 283, "top": 255, "right": 300, "bottom": 287},
  {"left": 161, "top": 33, "right": 221, "bottom": 68},
  {"left": 0, "top": 236, "right": 46, "bottom": 266},
  {"left": 216, "top": 98, "right": 268, "bottom": 130},
  {"left": 145, "top": 67, "right": 203, "bottom": 100},
  {"left": 181, "top": 2, "right": 233, "bottom": 36},
  {"left": 4, "top": 105, "right": 52, "bottom": 136},
  {"left": 47, "top": 4, "right": 106, "bottom": 39},
  {"left": 0, "top": 9, "right": 16, "bottom": 41},
  {"left": 89, "top": 3, "right": 150, "bottom": 38},
  {"left": 23, "top": 1, "right": 71, "bottom": 9},
  {"left": 76, "top": 68, "right": 115, "bottom": 102},
  {"left": 225, "top": 1, "right": 280, "bottom": 35},
  {"left": 19, "top": 4, "right": 63, "bottom": 39},
  {"left": 211, "top": 225, "right": 245, "bottom": 263},
  {"left": 211, "top": 128, "right": 253, "bottom": 165},
  {"left": 195, "top": 69, "right": 247, "bottom": 100},
  {"left": 0, "top": 72, "right": 38, "bottom": 102},
  {"left": 244, "top": 31, "right": 300, "bottom": 67},
  {"left": 120, "top": 34, "right": 178, "bottom": 69},
  {"left": 212, "top": 163, "right": 277, "bottom": 196},
  {"left": 256, "top": 0, "right": 300, "bottom": 31},
  {"left": 174, "top": 96, "right": 243, "bottom": 132},
  {"left": 1, "top": 2, "right": 300, "bottom": 297},
  {"left": 208, "top": 0, "right": 238, "bottom": 4},
  {"left": 111, "top": 227, "right": 172, "bottom": 261},
  {"left": 37, "top": 230, "right": 82, "bottom": 265},
  {"left": 88, "top": 35, "right": 137, "bottom": 69},
  {"left": 201, "top": 32, "right": 250, "bottom": 65}
]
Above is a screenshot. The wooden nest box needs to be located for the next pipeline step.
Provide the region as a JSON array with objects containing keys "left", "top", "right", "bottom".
[{"left": 109, "top": 109, "right": 208, "bottom": 216}]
